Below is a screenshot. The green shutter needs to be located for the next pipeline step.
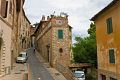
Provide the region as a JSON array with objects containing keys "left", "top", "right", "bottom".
[
  {"left": 58, "top": 30, "right": 63, "bottom": 39},
  {"left": 109, "top": 49, "right": 115, "bottom": 64},
  {"left": 107, "top": 17, "right": 113, "bottom": 34}
]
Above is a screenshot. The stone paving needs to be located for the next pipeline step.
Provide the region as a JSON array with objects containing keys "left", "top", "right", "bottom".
[
  {"left": 0, "top": 63, "right": 28, "bottom": 80},
  {"left": 0, "top": 48, "right": 67, "bottom": 80},
  {"left": 27, "top": 48, "right": 55, "bottom": 80},
  {"left": 35, "top": 50, "right": 67, "bottom": 80}
]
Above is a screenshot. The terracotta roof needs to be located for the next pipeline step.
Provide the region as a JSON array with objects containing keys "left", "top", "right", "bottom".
[
  {"left": 91, "top": 0, "right": 119, "bottom": 21},
  {"left": 34, "top": 21, "right": 48, "bottom": 34}
]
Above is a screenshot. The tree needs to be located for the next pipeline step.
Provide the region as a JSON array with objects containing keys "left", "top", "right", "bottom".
[{"left": 72, "top": 22, "right": 97, "bottom": 66}]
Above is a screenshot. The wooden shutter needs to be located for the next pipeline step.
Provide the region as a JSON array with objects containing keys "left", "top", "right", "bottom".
[
  {"left": 107, "top": 17, "right": 113, "bottom": 34},
  {"left": 1, "top": 0, "right": 7, "bottom": 17},
  {"left": 109, "top": 18, "right": 113, "bottom": 33},
  {"left": 58, "top": 30, "right": 63, "bottom": 39},
  {"left": 109, "top": 49, "right": 115, "bottom": 64}
]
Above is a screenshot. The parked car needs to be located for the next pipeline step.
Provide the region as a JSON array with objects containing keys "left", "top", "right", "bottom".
[
  {"left": 74, "top": 71, "right": 85, "bottom": 80},
  {"left": 16, "top": 51, "right": 28, "bottom": 63}
]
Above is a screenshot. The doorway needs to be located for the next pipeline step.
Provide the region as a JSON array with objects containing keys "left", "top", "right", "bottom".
[{"left": 46, "top": 44, "right": 50, "bottom": 62}]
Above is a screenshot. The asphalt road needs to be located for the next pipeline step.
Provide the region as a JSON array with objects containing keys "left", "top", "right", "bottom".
[{"left": 26, "top": 48, "right": 54, "bottom": 80}]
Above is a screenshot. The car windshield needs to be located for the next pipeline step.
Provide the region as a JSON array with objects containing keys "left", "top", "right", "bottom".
[
  {"left": 22, "top": 54, "right": 26, "bottom": 57},
  {"left": 75, "top": 73, "right": 85, "bottom": 78},
  {"left": 18, "top": 54, "right": 26, "bottom": 57},
  {"left": 18, "top": 54, "right": 22, "bottom": 57}
]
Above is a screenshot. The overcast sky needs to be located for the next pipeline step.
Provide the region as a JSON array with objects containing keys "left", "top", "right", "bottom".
[{"left": 23, "top": 0, "right": 112, "bottom": 41}]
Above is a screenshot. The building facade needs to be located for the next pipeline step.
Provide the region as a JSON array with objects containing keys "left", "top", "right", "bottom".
[
  {"left": 0, "top": 0, "right": 14, "bottom": 76},
  {"left": 35, "top": 14, "right": 72, "bottom": 67},
  {"left": 19, "top": 10, "right": 31, "bottom": 51},
  {"left": 91, "top": 0, "right": 120, "bottom": 80},
  {"left": 30, "top": 25, "right": 36, "bottom": 47},
  {"left": 0, "top": 0, "right": 30, "bottom": 76}
]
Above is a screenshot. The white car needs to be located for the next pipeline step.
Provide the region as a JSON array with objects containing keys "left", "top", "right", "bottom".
[
  {"left": 16, "top": 51, "right": 28, "bottom": 63},
  {"left": 74, "top": 71, "right": 85, "bottom": 80}
]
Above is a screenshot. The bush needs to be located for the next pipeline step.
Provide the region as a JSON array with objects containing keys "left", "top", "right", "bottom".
[{"left": 85, "top": 73, "right": 96, "bottom": 80}]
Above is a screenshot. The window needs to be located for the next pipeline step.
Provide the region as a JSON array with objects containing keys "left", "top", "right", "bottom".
[
  {"left": 101, "top": 75, "right": 106, "bottom": 80},
  {"left": 106, "top": 17, "right": 113, "bottom": 34},
  {"left": 5, "top": 1, "right": 8, "bottom": 18},
  {"left": 58, "top": 30, "right": 63, "bottom": 39},
  {"left": 109, "top": 49, "right": 115, "bottom": 64},
  {"left": 1, "top": 0, "right": 8, "bottom": 18},
  {"left": 16, "top": 0, "right": 21, "bottom": 12},
  {"left": 59, "top": 48, "right": 63, "bottom": 53},
  {"left": 69, "top": 26, "right": 72, "bottom": 32}
]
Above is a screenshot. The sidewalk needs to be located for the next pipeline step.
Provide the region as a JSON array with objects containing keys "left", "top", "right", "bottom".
[
  {"left": 0, "top": 63, "right": 28, "bottom": 80},
  {"left": 35, "top": 50, "right": 67, "bottom": 80}
]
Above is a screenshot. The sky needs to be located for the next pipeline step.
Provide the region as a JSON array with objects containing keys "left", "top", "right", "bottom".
[{"left": 23, "top": 0, "right": 113, "bottom": 42}]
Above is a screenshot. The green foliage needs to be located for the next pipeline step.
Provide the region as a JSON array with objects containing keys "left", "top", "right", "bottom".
[
  {"left": 86, "top": 73, "right": 96, "bottom": 80},
  {"left": 73, "top": 22, "right": 97, "bottom": 66}
]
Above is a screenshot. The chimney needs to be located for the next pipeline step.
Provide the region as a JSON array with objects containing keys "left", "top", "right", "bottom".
[
  {"left": 47, "top": 16, "right": 50, "bottom": 21},
  {"left": 41, "top": 15, "right": 45, "bottom": 21}
]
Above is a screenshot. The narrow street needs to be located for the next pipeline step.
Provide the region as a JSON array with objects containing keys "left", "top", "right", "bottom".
[{"left": 26, "top": 48, "right": 54, "bottom": 80}]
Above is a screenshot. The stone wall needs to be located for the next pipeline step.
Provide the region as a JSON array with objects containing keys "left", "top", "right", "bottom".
[
  {"left": 52, "top": 27, "right": 71, "bottom": 67},
  {"left": 35, "top": 15, "right": 72, "bottom": 68}
]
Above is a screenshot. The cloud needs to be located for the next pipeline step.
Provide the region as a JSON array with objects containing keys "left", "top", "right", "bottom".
[
  {"left": 44, "top": 0, "right": 88, "bottom": 9},
  {"left": 24, "top": 0, "right": 113, "bottom": 40}
]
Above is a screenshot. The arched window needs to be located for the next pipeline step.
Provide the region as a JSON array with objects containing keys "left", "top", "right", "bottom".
[{"left": 59, "top": 48, "right": 63, "bottom": 53}]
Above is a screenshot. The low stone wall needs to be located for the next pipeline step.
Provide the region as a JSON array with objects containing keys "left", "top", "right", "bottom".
[
  {"left": 55, "top": 63, "right": 76, "bottom": 80},
  {"left": 98, "top": 69, "right": 120, "bottom": 80}
]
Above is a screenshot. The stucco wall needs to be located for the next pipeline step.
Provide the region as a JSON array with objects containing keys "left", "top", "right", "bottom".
[
  {"left": 95, "top": 1, "right": 120, "bottom": 79},
  {"left": 0, "top": 19, "right": 12, "bottom": 75}
]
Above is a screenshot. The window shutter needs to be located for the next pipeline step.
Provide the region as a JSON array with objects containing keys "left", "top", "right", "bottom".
[
  {"left": 107, "top": 19, "right": 109, "bottom": 33},
  {"left": 107, "top": 17, "right": 113, "bottom": 34},
  {"left": 58, "top": 30, "right": 63, "bottom": 39},
  {"left": 109, "top": 49, "right": 115, "bottom": 64},
  {"left": 109, "top": 18, "right": 113, "bottom": 33},
  {"left": 1, "top": 0, "right": 7, "bottom": 17}
]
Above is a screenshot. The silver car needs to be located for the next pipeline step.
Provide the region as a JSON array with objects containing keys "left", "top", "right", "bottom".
[
  {"left": 74, "top": 71, "right": 85, "bottom": 80},
  {"left": 16, "top": 51, "right": 28, "bottom": 63}
]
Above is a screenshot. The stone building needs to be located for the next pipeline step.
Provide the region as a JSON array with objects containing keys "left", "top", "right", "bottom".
[
  {"left": 0, "top": 0, "right": 14, "bottom": 76},
  {"left": 0, "top": 0, "right": 31, "bottom": 76},
  {"left": 34, "top": 14, "right": 72, "bottom": 67},
  {"left": 91, "top": 0, "right": 120, "bottom": 80},
  {"left": 19, "top": 10, "right": 31, "bottom": 51},
  {"left": 30, "top": 25, "right": 36, "bottom": 47}
]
